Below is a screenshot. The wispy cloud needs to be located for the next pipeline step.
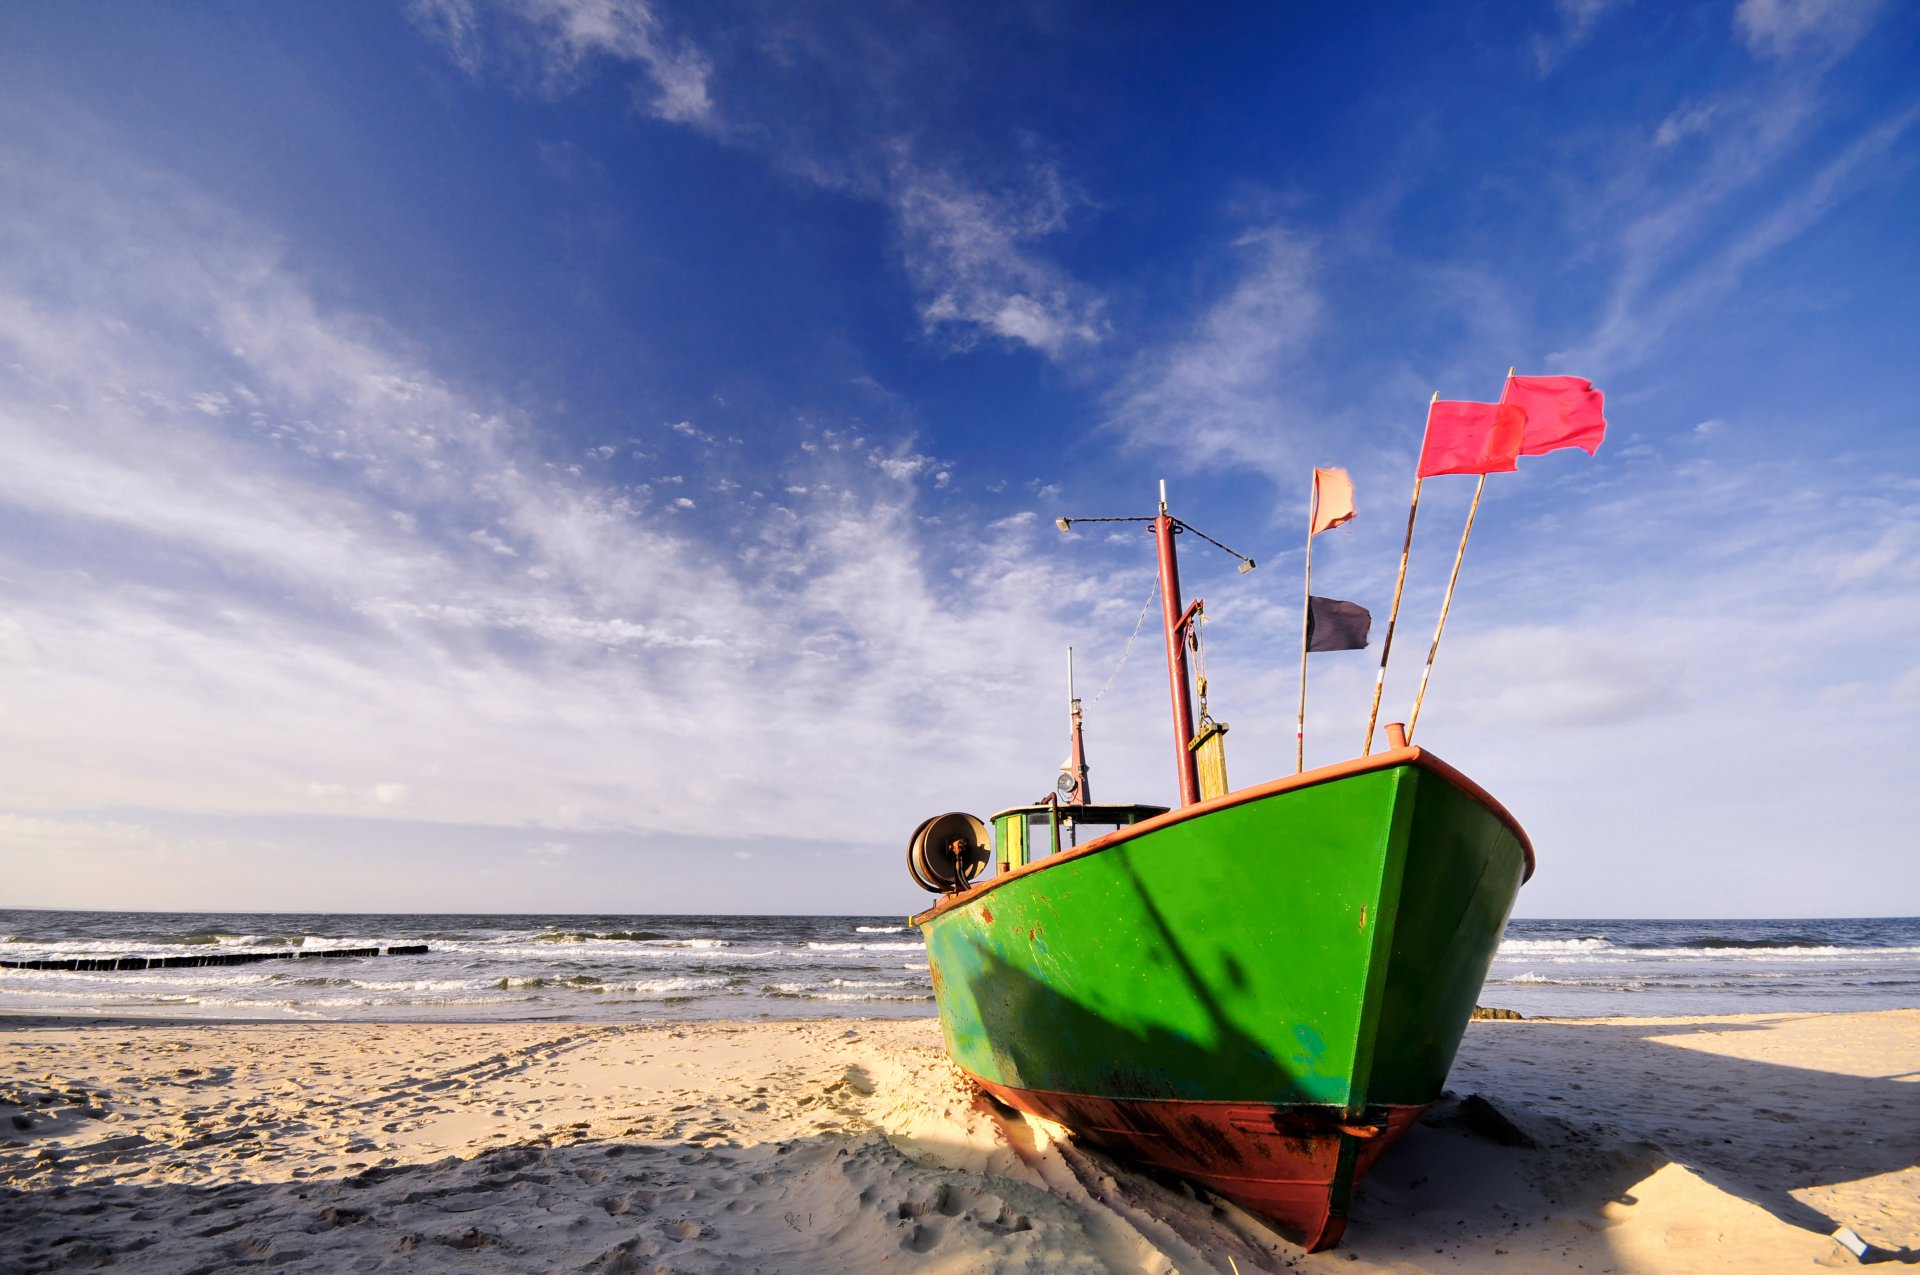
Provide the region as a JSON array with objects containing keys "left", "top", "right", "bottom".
[
  {"left": 1103, "top": 226, "right": 1324, "bottom": 482},
  {"left": 0, "top": 122, "right": 1109, "bottom": 850},
  {"left": 1559, "top": 97, "right": 1920, "bottom": 371},
  {"left": 1521, "top": 0, "right": 1905, "bottom": 378},
  {"left": 1531, "top": 0, "right": 1628, "bottom": 77},
  {"left": 409, "top": 3, "right": 1104, "bottom": 360},
  {"left": 411, "top": 0, "right": 715, "bottom": 126},
  {"left": 1734, "top": 0, "right": 1884, "bottom": 61},
  {"left": 890, "top": 160, "right": 1106, "bottom": 357}
]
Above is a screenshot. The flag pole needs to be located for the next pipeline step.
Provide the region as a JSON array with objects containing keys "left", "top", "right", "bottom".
[
  {"left": 1406, "top": 369, "right": 1512, "bottom": 743},
  {"left": 1364, "top": 391, "right": 1436, "bottom": 755},
  {"left": 1296, "top": 471, "right": 1316, "bottom": 774},
  {"left": 1406, "top": 474, "right": 1482, "bottom": 742}
]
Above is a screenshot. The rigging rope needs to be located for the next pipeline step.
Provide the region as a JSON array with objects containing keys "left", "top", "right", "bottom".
[
  {"left": 1091, "top": 578, "right": 1161, "bottom": 706},
  {"left": 1192, "top": 602, "right": 1210, "bottom": 722}
]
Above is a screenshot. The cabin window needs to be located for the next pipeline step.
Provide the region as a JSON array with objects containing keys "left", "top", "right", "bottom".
[
  {"left": 1061, "top": 817, "right": 1129, "bottom": 847},
  {"left": 1013, "top": 807, "right": 1162, "bottom": 858},
  {"left": 1025, "top": 812, "right": 1058, "bottom": 856},
  {"left": 1025, "top": 813, "right": 1128, "bottom": 852}
]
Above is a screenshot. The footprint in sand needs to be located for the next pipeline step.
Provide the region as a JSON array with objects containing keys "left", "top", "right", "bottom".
[{"left": 901, "top": 1222, "right": 941, "bottom": 1253}]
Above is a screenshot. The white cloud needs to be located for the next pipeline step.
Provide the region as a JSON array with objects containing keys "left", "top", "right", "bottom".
[
  {"left": 469, "top": 528, "right": 519, "bottom": 555},
  {"left": 411, "top": 0, "right": 715, "bottom": 127},
  {"left": 1105, "top": 225, "right": 1323, "bottom": 481},
  {"left": 1556, "top": 88, "right": 1919, "bottom": 374},
  {"left": 0, "top": 813, "right": 174, "bottom": 860},
  {"left": 1531, "top": 0, "right": 1626, "bottom": 76},
  {"left": 0, "top": 123, "right": 1110, "bottom": 865},
  {"left": 1654, "top": 101, "right": 1721, "bottom": 147},
  {"left": 1435, "top": 625, "right": 1684, "bottom": 729},
  {"left": 873, "top": 451, "right": 935, "bottom": 482},
  {"left": 1734, "top": 0, "right": 1883, "bottom": 61},
  {"left": 891, "top": 162, "right": 1106, "bottom": 358},
  {"left": 409, "top": 6, "right": 1103, "bottom": 361}
]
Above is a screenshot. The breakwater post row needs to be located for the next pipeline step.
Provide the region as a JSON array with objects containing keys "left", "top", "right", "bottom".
[{"left": 0, "top": 944, "right": 430, "bottom": 972}]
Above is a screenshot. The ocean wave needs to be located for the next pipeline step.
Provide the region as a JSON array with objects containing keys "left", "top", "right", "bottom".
[
  {"left": 1637, "top": 935, "right": 1843, "bottom": 950},
  {"left": 533, "top": 930, "right": 674, "bottom": 943},
  {"left": 766, "top": 978, "right": 922, "bottom": 994},
  {"left": 597, "top": 976, "right": 732, "bottom": 995},
  {"left": 854, "top": 926, "right": 906, "bottom": 934},
  {"left": 468, "top": 974, "right": 587, "bottom": 991},
  {"left": 180, "top": 933, "right": 310, "bottom": 947},
  {"left": 803, "top": 941, "right": 924, "bottom": 952},
  {"left": 1494, "top": 943, "right": 1920, "bottom": 962},
  {"left": 0, "top": 967, "right": 287, "bottom": 988},
  {"left": 294, "top": 993, "right": 511, "bottom": 1010},
  {"left": 1494, "top": 972, "right": 1654, "bottom": 990},
  {"left": 341, "top": 978, "right": 486, "bottom": 993},
  {"left": 1498, "top": 937, "right": 1612, "bottom": 954},
  {"left": 765, "top": 989, "right": 934, "bottom": 1002}
]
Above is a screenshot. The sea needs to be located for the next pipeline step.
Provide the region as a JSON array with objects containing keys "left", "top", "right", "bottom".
[{"left": 1, "top": 910, "right": 1916, "bottom": 1022}]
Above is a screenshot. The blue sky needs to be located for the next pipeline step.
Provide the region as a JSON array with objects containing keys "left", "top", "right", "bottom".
[{"left": 1, "top": 0, "right": 1914, "bottom": 917}]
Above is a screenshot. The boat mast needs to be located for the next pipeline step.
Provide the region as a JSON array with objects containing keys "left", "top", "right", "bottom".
[
  {"left": 1055, "top": 482, "right": 1252, "bottom": 811},
  {"left": 1154, "top": 481, "right": 1203, "bottom": 807},
  {"left": 1064, "top": 647, "right": 1092, "bottom": 805}
]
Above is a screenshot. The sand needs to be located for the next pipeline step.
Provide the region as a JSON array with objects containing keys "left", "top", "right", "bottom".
[{"left": 1, "top": 1010, "right": 1914, "bottom": 1273}]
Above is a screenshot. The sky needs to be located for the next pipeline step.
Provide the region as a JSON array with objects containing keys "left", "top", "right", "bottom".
[{"left": 0, "top": 0, "right": 1915, "bottom": 918}]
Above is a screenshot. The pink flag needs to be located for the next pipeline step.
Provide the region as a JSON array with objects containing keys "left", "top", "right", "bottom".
[
  {"left": 1504, "top": 375, "right": 1607, "bottom": 456},
  {"left": 1310, "top": 467, "right": 1355, "bottom": 536},
  {"left": 1417, "top": 401, "right": 1525, "bottom": 478}
]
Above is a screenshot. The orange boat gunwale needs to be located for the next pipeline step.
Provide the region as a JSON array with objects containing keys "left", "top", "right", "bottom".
[{"left": 912, "top": 744, "right": 1533, "bottom": 926}]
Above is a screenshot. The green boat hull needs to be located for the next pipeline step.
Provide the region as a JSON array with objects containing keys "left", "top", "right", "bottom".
[{"left": 913, "top": 747, "right": 1530, "bottom": 1249}]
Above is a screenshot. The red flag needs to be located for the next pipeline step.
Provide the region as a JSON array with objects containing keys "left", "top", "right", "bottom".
[
  {"left": 1310, "top": 467, "right": 1355, "bottom": 536},
  {"left": 1503, "top": 375, "right": 1607, "bottom": 456},
  {"left": 1417, "top": 400, "right": 1524, "bottom": 478}
]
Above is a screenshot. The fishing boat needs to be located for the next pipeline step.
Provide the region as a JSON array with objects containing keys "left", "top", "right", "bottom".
[{"left": 907, "top": 485, "right": 1533, "bottom": 1252}]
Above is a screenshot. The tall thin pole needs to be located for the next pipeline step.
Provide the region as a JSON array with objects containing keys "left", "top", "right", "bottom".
[
  {"left": 1364, "top": 392, "right": 1437, "bottom": 754},
  {"left": 1407, "top": 369, "right": 1512, "bottom": 743},
  {"left": 1407, "top": 476, "right": 1484, "bottom": 741},
  {"left": 1296, "top": 473, "right": 1316, "bottom": 774},
  {"left": 1154, "top": 486, "right": 1202, "bottom": 807},
  {"left": 1066, "top": 646, "right": 1091, "bottom": 805}
]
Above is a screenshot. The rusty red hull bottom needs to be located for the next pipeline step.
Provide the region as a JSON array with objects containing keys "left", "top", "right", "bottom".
[{"left": 972, "top": 1073, "right": 1427, "bottom": 1251}]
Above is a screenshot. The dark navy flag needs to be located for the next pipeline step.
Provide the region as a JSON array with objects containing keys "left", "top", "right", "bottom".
[{"left": 1307, "top": 596, "right": 1371, "bottom": 652}]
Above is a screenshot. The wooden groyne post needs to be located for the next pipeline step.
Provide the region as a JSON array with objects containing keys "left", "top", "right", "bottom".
[{"left": 0, "top": 944, "right": 431, "bottom": 972}]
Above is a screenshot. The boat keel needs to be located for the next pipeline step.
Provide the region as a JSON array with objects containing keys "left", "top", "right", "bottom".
[{"left": 973, "top": 1075, "right": 1427, "bottom": 1251}]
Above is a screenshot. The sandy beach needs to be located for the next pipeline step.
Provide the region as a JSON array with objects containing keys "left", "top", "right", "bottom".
[{"left": 2, "top": 1010, "right": 1914, "bottom": 1273}]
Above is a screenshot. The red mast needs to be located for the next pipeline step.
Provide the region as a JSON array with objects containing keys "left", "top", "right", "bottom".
[
  {"left": 1064, "top": 647, "right": 1092, "bottom": 805},
  {"left": 1154, "top": 483, "right": 1203, "bottom": 808},
  {"left": 1055, "top": 482, "right": 1253, "bottom": 811}
]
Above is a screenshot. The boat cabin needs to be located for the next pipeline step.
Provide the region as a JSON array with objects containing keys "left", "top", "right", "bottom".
[{"left": 989, "top": 801, "right": 1169, "bottom": 874}]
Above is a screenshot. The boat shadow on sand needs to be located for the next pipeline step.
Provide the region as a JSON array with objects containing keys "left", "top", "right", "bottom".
[
  {"left": 1, "top": 1014, "right": 1914, "bottom": 1273},
  {"left": 940, "top": 847, "right": 1920, "bottom": 1264},
  {"left": 1426, "top": 1013, "right": 1920, "bottom": 1263},
  {"left": 964, "top": 946, "right": 1920, "bottom": 1262}
]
